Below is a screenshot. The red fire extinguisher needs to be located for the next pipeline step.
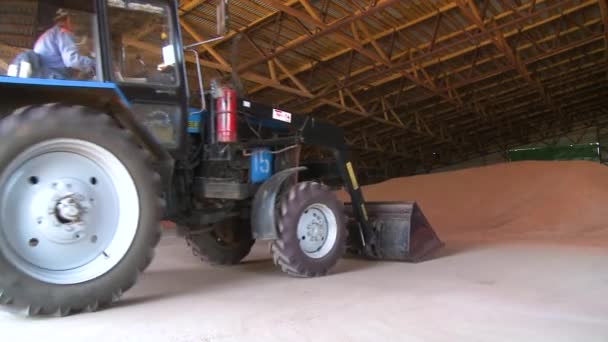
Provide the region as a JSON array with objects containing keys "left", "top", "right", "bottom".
[{"left": 215, "top": 87, "right": 238, "bottom": 143}]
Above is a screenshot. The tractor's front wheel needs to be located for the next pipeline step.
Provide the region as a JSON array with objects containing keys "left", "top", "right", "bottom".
[
  {"left": 270, "top": 182, "right": 347, "bottom": 277},
  {"left": 0, "top": 104, "right": 163, "bottom": 316}
]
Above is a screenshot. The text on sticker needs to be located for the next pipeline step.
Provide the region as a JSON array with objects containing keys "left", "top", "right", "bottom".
[{"left": 272, "top": 109, "right": 292, "bottom": 123}]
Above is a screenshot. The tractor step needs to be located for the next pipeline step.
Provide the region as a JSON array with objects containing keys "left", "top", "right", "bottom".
[{"left": 345, "top": 202, "right": 444, "bottom": 262}]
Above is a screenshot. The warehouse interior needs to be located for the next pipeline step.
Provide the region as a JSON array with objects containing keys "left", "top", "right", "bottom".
[
  {"left": 181, "top": 0, "right": 608, "bottom": 179},
  {"left": 1, "top": 0, "right": 608, "bottom": 341}
]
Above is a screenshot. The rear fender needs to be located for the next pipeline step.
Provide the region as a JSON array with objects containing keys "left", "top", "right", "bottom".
[
  {"left": 0, "top": 77, "right": 131, "bottom": 114},
  {"left": 0, "top": 77, "right": 174, "bottom": 195},
  {"left": 251, "top": 167, "right": 306, "bottom": 240},
  {"left": 0, "top": 78, "right": 163, "bottom": 156}
]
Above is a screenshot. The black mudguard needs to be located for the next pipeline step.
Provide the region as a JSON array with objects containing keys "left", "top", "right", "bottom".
[{"left": 250, "top": 167, "right": 306, "bottom": 240}]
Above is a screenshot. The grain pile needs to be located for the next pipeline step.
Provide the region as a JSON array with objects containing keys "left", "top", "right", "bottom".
[{"left": 341, "top": 160, "right": 608, "bottom": 244}]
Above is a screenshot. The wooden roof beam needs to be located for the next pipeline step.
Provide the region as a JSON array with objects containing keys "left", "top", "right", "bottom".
[
  {"left": 332, "top": 0, "right": 595, "bottom": 132},
  {"left": 333, "top": 22, "right": 602, "bottom": 131},
  {"left": 399, "top": 86, "right": 607, "bottom": 157},
  {"left": 420, "top": 102, "right": 605, "bottom": 165},
  {"left": 180, "top": 19, "right": 230, "bottom": 67},
  {"left": 445, "top": 32, "right": 603, "bottom": 103},
  {"left": 366, "top": 12, "right": 600, "bottom": 105},
  {"left": 346, "top": 134, "right": 415, "bottom": 160},
  {"left": 453, "top": 72, "right": 607, "bottom": 130},
  {"left": 436, "top": 78, "right": 608, "bottom": 133},
  {"left": 405, "top": 32, "right": 605, "bottom": 124},
  {"left": 241, "top": 32, "right": 313, "bottom": 96},
  {"left": 248, "top": 2, "right": 461, "bottom": 95},
  {"left": 458, "top": 1, "right": 563, "bottom": 119},
  {"left": 458, "top": 86, "right": 607, "bottom": 135},
  {"left": 206, "top": 0, "right": 301, "bottom": 48},
  {"left": 470, "top": 65, "right": 607, "bottom": 115},
  {"left": 426, "top": 105, "right": 608, "bottom": 170},
  {"left": 290, "top": 0, "right": 576, "bottom": 107},
  {"left": 352, "top": 41, "right": 606, "bottom": 144},
  {"left": 178, "top": 0, "right": 213, "bottom": 15},
  {"left": 382, "top": 42, "right": 605, "bottom": 138},
  {"left": 236, "top": 0, "right": 402, "bottom": 73},
  {"left": 284, "top": 0, "right": 592, "bottom": 111},
  {"left": 451, "top": 106, "right": 607, "bottom": 165},
  {"left": 124, "top": 39, "right": 312, "bottom": 98},
  {"left": 318, "top": 93, "right": 462, "bottom": 147},
  {"left": 238, "top": 0, "right": 482, "bottom": 147}
]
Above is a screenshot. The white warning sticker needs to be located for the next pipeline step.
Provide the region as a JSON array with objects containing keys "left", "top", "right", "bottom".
[{"left": 272, "top": 108, "right": 292, "bottom": 123}]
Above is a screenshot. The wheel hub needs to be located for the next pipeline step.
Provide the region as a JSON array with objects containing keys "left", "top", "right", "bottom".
[
  {"left": 297, "top": 204, "right": 337, "bottom": 258},
  {"left": 306, "top": 219, "right": 327, "bottom": 243},
  {"left": 56, "top": 195, "right": 84, "bottom": 223},
  {"left": 40, "top": 179, "right": 94, "bottom": 244}
]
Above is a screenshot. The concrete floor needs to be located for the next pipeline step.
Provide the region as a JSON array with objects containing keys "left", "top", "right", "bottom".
[{"left": 2, "top": 232, "right": 608, "bottom": 342}]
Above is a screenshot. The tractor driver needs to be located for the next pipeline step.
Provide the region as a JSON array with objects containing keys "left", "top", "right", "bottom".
[{"left": 33, "top": 8, "right": 96, "bottom": 80}]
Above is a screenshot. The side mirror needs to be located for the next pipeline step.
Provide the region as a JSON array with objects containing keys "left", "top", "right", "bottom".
[{"left": 216, "top": 0, "right": 229, "bottom": 35}]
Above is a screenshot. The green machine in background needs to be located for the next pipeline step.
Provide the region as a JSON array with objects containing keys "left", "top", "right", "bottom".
[{"left": 508, "top": 143, "right": 601, "bottom": 162}]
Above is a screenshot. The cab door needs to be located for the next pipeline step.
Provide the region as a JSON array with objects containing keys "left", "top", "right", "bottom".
[{"left": 101, "top": 0, "right": 189, "bottom": 157}]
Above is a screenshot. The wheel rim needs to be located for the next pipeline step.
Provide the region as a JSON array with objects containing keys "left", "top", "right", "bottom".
[
  {"left": 296, "top": 203, "right": 338, "bottom": 259},
  {"left": 0, "top": 138, "right": 140, "bottom": 285}
]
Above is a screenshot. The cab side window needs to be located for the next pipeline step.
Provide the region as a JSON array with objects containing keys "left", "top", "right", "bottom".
[
  {"left": 107, "top": 0, "right": 177, "bottom": 86},
  {"left": 1, "top": 1, "right": 99, "bottom": 81}
]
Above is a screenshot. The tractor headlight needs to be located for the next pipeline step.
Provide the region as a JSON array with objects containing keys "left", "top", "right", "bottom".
[{"left": 131, "top": 103, "right": 179, "bottom": 148}]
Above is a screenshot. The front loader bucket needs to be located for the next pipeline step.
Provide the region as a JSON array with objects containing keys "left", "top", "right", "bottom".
[{"left": 345, "top": 202, "right": 444, "bottom": 262}]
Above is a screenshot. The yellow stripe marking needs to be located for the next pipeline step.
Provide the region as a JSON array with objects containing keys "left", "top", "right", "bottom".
[{"left": 346, "top": 162, "right": 359, "bottom": 190}]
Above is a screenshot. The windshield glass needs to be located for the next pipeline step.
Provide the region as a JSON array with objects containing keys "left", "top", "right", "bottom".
[{"left": 106, "top": 0, "right": 177, "bottom": 85}]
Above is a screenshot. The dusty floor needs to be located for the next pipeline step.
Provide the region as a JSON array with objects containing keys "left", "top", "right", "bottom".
[
  {"left": 2, "top": 161, "right": 608, "bottom": 341},
  {"left": 1, "top": 233, "right": 607, "bottom": 342}
]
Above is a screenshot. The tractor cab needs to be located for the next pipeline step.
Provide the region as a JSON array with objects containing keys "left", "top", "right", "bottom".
[{"left": 2, "top": 0, "right": 191, "bottom": 153}]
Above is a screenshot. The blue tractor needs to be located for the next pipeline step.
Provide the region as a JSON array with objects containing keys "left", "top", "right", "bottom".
[{"left": 0, "top": 0, "right": 442, "bottom": 316}]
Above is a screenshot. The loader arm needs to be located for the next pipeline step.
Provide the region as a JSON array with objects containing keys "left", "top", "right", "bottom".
[
  {"left": 237, "top": 101, "right": 371, "bottom": 226},
  {"left": 237, "top": 99, "right": 443, "bottom": 261}
]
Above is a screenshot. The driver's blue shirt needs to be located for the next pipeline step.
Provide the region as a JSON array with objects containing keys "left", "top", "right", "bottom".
[{"left": 33, "top": 25, "right": 95, "bottom": 78}]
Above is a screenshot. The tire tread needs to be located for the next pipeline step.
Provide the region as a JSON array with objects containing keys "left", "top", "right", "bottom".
[
  {"left": 270, "top": 181, "right": 347, "bottom": 278},
  {"left": 0, "top": 104, "right": 164, "bottom": 316}
]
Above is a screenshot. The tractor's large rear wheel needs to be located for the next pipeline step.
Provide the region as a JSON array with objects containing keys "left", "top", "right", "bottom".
[
  {"left": 0, "top": 104, "right": 163, "bottom": 316},
  {"left": 270, "top": 182, "right": 347, "bottom": 277}
]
